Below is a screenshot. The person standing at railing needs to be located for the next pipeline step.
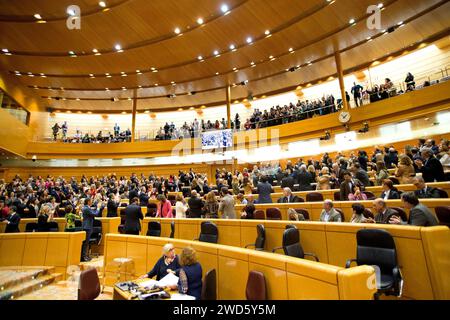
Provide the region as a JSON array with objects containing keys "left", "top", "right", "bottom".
[
  {"left": 52, "top": 123, "right": 60, "bottom": 141},
  {"left": 405, "top": 72, "right": 415, "bottom": 91},
  {"left": 351, "top": 82, "right": 364, "bottom": 107}
]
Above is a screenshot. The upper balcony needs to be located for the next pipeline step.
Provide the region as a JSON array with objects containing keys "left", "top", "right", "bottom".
[{"left": 24, "top": 80, "right": 450, "bottom": 159}]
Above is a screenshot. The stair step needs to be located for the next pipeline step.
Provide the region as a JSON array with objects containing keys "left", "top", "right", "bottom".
[
  {"left": 0, "top": 267, "right": 55, "bottom": 292},
  {"left": 0, "top": 273, "right": 62, "bottom": 300}
]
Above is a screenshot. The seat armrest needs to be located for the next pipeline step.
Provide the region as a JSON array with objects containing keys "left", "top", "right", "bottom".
[
  {"left": 304, "top": 252, "right": 319, "bottom": 262},
  {"left": 272, "top": 246, "right": 283, "bottom": 253},
  {"left": 244, "top": 243, "right": 255, "bottom": 249},
  {"left": 345, "top": 259, "right": 357, "bottom": 268}
]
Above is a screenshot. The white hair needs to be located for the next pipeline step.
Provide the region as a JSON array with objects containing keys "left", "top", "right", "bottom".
[{"left": 162, "top": 243, "right": 174, "bottom": 255}]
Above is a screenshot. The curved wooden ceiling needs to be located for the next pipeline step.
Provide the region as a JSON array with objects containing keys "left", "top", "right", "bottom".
[{"left": 0, "top": 0, "right": 449, "bottom": 112}]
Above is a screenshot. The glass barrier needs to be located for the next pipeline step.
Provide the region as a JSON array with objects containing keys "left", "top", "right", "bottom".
[
  {"left": 31, "top": 63, "right": 450, "bottom": 143},
  {"left": 0, "top": 89, "right": 30, "bottom": 126}
]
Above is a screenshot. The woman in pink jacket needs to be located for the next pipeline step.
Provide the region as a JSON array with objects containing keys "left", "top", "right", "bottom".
[{"left": 156, "top": 194, "right": 173, "bottom": 218}]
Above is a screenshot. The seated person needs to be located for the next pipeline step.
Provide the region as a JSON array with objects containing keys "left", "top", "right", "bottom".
[
  {"left": 389, "top": 192, "right": 438, "bottom": 226},
  {"left": 236, "top": 193, "right": 248, "bottom": 205},
  {"left": 380, "top": 179, "right": 400, "bottom": 200},
  {"left": 368, "top": 198, "right": 399, "bottom": 224},
  {"left": 64, "top": 205, "right": 81, "bottom": 232},
  {"left": 288, "top": 208, "right": 305, "bottom": 221},
  {"left": 241, "top": 203, "right": 255, "bottom": 219},
  {"left": 412, "top": 177, "right": 441, "bottom": 199},
  {"left": 319, "top": 200, "right": 342, "bottom": 222},
  {"left": 277, "top": 187, "right": 301, "bottom": 203},
  {"left": 139, "top": 243, "right": 180, "bottom": 281},
  {"left": 170, "top": 246, "right": 203, "bottom": 300},
  {"left": 350, "top": 203, "right": 369, "bottom": 223},
  {"left": 348, "top": 185, "right": 367, "bottom": 201}
]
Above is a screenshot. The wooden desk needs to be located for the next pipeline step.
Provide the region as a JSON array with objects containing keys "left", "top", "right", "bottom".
[{"left": 113, "top": 278, "right": 187, "bottom": 300}]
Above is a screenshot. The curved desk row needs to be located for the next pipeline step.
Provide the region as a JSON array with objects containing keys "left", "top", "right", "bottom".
[
  {"left": 139, "top": 218, "right": 450, "bottom": 300},
  {"left": 103, "top": 234, "right": 376, "bottom": 300}
]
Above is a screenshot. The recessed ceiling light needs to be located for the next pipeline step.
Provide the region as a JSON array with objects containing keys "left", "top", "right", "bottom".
[
  {"left": 154, "top": 83, "right": 158, "bottom": 86},
  {"left": 122, "top": 87, "right": 126, "bottom": 90},
  {"left": 68, "top": 51, "right": 75, "bottom": 55},
  {"left": 221, "top": 4, "right": 229, "bottom": 13},
  {"left": 198, "top": 55, "right": 203, "bottom": 60},
  {"left": 105, "top": 88, "right": 109, "bottom": 91},
  {"left": 174, "top": 27, "right": 181, "bottom": 34},
  {"left": 76, "top": 98, "right": 80, "bottom": 101},
  {"left": 138, "top": 85, "right": 142, "bottom": 88},
  {"left": 215, "top": 72, "right": 219, "bottom": 75},
  {"left": 128, "top": 98, "right": 132, "bottom": 101},
  {"left": 99, "top": 1, "right": 107, "bottom": 8},
  {"left": 213, "top": 50, "right": 220, "bottom": 56},
  {"left": 92, "top": 48, "right": 98, "bottom": 53},
  {"left": 144, "top": 110, "right": 150, "bottom": 114},
  {"left": 114, "top": 44, "right": 122, "bottom": 52},
  {"left": 264, "top": 30, "right": 270, "bottom": 35},
  {"left": 397, "top": 21, "right": 404, "bottom": 25},
  {"left": 229, "top": 44, "right": 235, "bottom": 50},
  {"left": 269, "top": 55, "right": 273, "bottom": 59},
  {"left": 288, "top": 47, "right": 293, "bottom": 52},
  {"left": 27, "top": 72, "right": 34, "bottom": 77},
  {"left": 246, "top": 37, "right": 252, "bottom": 44},
  {"left": 349, "top": 18, "right": 355, "bottom": 24},
  {"left": 40, "top": 73, "right": 46, "bottom": 77},
  {"left": 87, "top": 111, "right": 92, "bottom": 114},
  {"left": 377, "top": 3, "right": 383, "bottom": 8},
  {"left": 34, "top": 14, "right": 42, "bottom": 19},
  {"left": 197, "top": 18, "right": 204, "bottom": 25},
  {"left": 122, "top": 111, "right": 127, "bottom": 114},
  {"left": 178, "top": 108, "right": 183, "bottom": 111}
]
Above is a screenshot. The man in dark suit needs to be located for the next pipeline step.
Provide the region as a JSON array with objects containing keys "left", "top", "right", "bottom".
[
  {"left": 106, "top": 194, "right": 120, "bottom": 217},
  {"left": 139, "top": 187, "right": 149, "bottom": 206},
  {"left": 352, "top": 163, "right": 370, "bottom": 187},
  {"left": 412, "top": 177, "right": 441, "bottom": 199},
  {"left": 280, "top": 172, "right": 295, "bottom": 190},
  {"left": 123, "top": 197, "right": 143, "bottom": 235},
  {"left": 390, "top": 192, "right": 438, "bottom": 226},
  {"left": 369, "top": 199, "right": 399, "bottom": 224},
  {"left": 415, "top": 148, "right": 445, "bottom": 182},
  {"left": 81, "top": 198, "right": 104, "bottom": 261},
  {"left": 128, "top": 184, "right": 139, "bottom": 201},
  {"left": 340, "top": 172, "right": 363, "bottom": 201},
  {"left": 256, "top": 176, "right": 273, "bottom": 204},
  {"left": 3, "top": 206, "right": 21, "bottom": 233},
  {"left": 277, "top": 188, "right": 301, "bottom": 203},
  {"left": 297, "top": 165, "right": 313, "bottom": 191},
  {"left": 187, "top": 190, "right": 204, "bottom": 218}
]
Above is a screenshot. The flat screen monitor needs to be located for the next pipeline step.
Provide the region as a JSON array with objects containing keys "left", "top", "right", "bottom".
[{"left": 201, "top": 129, "right": 233, "bottom": 150}]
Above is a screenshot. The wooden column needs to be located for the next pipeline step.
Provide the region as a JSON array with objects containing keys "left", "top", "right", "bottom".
[
  {"left": 334, "top": 50, "right": 349, "bottom": 111},
  {"left": 131, "top": 89, "right": 137, "bottom": 142},
  {"left": 226, "top": 85, "right": 231, "bottom": 129}
]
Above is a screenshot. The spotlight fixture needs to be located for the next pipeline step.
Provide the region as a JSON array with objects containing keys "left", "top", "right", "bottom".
[
  {"left": 264, "top": 30, "right": 270, "bottom": 35},
  {"left": 99, "top": 1, "right": 107, "bottom": 8},
  {"left": 114, "top": 44, "right": 122, "bottom": 52},
  {"left": 229, "top": 44, "right": 235, "bottom": 50},
  {"left": 213, "top": 50, "right": 220, "bottom": 56},
  {"left": 246, "top": 37, "right": 253, "bottom": 44},
  {"left": 174, "top": 27, "right": 181, "bottom": 34},
  {"left": 221, "top": 4, "right": 229, "bottom": 14},
  {"left": 349, "top": 18, "right": 355, "bottom": 24},
  {"left": 197, "top": 18, "right": 204, "bottom": 25},
  {"left": 34, "top": 13, "right": 42, "bottom": 19}
]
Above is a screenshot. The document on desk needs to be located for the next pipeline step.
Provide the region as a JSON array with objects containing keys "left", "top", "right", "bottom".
[
  {"left": 170, "top": 293, "right": 196, "bottom": 300},
  {"left": 139, "top": 279, "right": 158, "bottom": 289},
  {"left": 157, "top": 273, "right": 179, "bottom": 287}
]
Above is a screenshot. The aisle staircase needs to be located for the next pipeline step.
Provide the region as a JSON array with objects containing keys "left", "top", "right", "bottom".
[{"left": 0, "top": 266, "right": 62, "bottom": 300}]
